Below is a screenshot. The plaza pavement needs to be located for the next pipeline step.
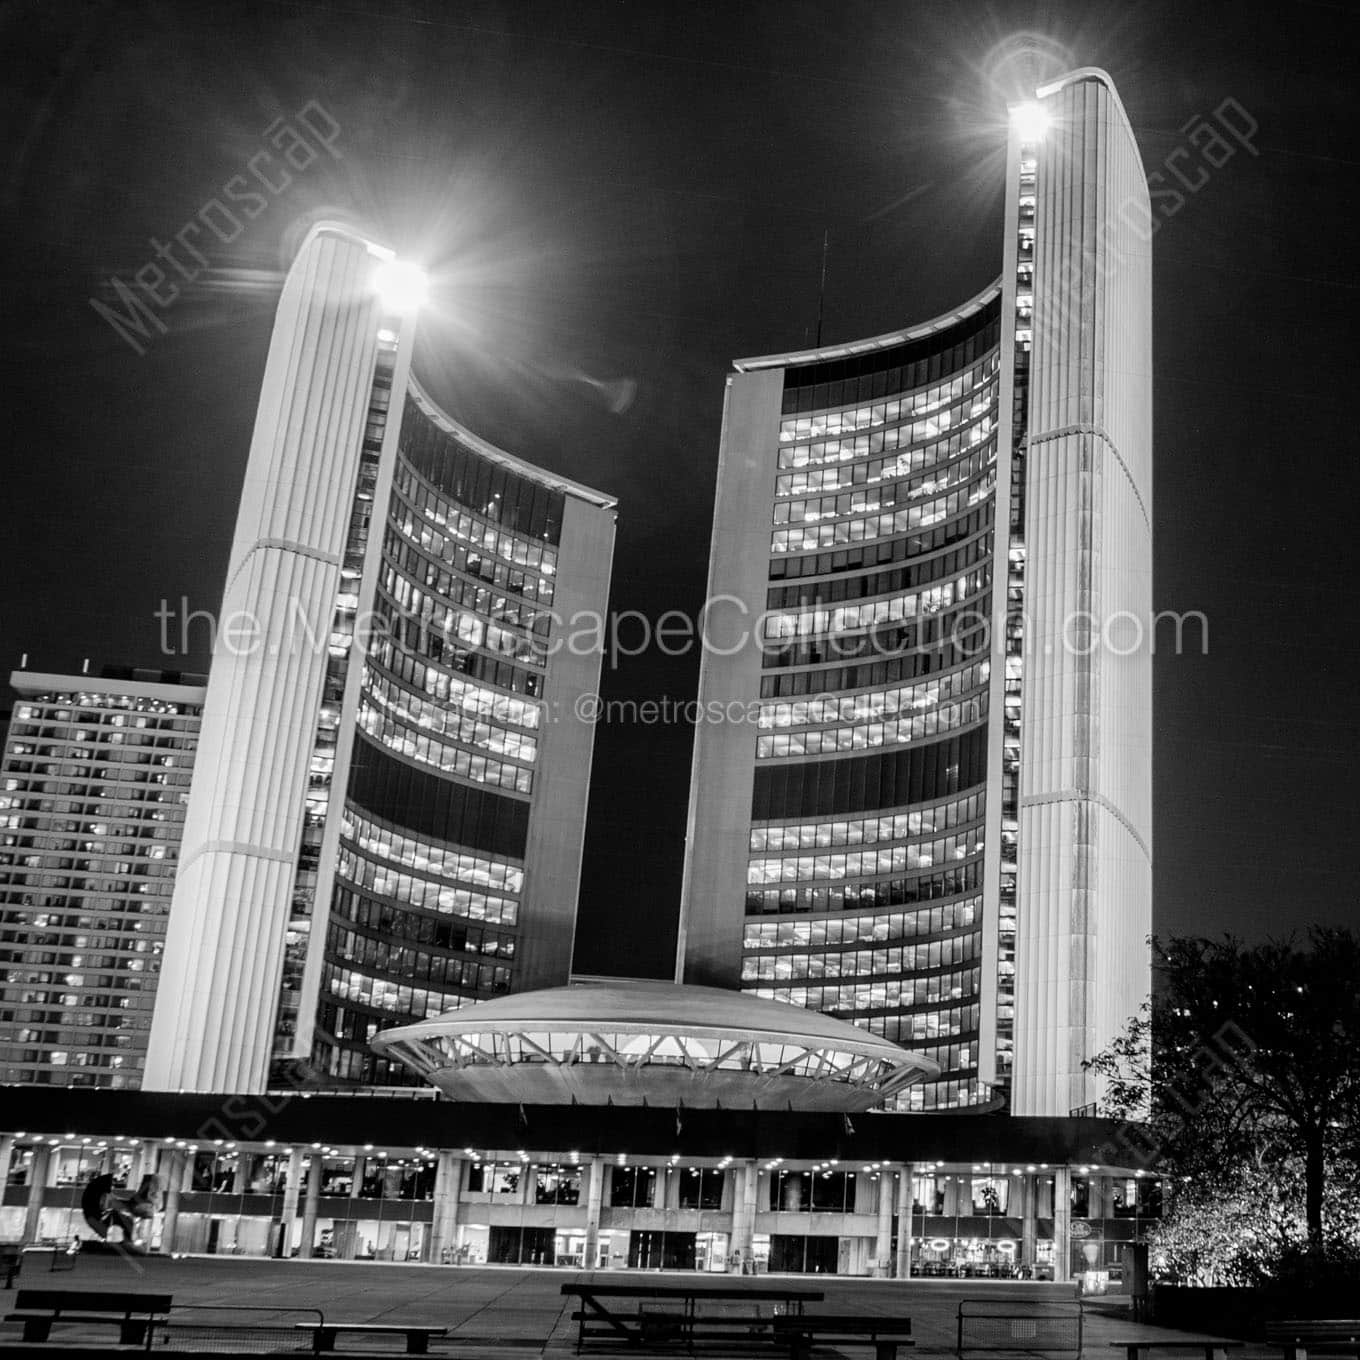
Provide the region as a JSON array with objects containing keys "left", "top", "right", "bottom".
[{"left": 0, "top": 1255, "right": 1271, "bottom": 1356}]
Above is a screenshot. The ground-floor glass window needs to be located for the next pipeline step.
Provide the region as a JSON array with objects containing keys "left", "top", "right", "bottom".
[{"left": 769, "top": 1234, "right": 838, "bottom": 1274}]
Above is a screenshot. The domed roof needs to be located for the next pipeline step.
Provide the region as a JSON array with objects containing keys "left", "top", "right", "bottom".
[
  {"left": 388, "top": 979, "right": 907, "bottom": 1054},
  {"left": 371, "top": 979, "right": 938, "bottom": 1111}
]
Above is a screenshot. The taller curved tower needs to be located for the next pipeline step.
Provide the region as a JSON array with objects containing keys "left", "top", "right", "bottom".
[
  {"left": 679, "top": 68, "right": 1151, "bottom": 1116},
  {"left": 145, "top": 224, "right": 616, "bottom": 1093}
]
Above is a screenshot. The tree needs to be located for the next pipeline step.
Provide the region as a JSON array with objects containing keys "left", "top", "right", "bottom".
[{"left": 1085, "top": 928, "right": 1360, "bottom": 1252}]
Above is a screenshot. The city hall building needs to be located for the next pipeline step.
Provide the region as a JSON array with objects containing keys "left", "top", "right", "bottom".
[{"left": 2, "top": 68, "right": 1158, "bottom": 1281}]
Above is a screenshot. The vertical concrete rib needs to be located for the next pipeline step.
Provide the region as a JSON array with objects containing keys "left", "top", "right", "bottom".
[
  {"left": 1011, "top": 71, "right": 1152, "bottom": 1115},
  {"left": 145, "top": 226, "right": 384, "bottom": 1093}
]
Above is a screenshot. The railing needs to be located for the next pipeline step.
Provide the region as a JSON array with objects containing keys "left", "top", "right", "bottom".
[
  {"left": 152, "top": 1303, "right": 325, "bottom": 1355},
  {"left": 957, "top": 1298, "right": 1084, "bottom": 1358}
]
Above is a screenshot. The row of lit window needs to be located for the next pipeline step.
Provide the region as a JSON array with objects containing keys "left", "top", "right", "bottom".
[
  {"left": 424, "top": 1031, "right": 877, "bottom": 1080},
  {"left": 0, "top": 922, "right": 157, "bottom": 950},
  {"left": 908, "top": 1040, "right": 978, "bottom": 1074},
  {"left": 747, "top": 828, "right": 984, "bottom": 885},
  {"left": 745, "top": 858, "right": 983, "bottom": 916},
  {"left": 392, "top": 483, "right": 558, "bottom": 580},
  {"left": 7, "top": 734, "right": 194, "bottom": 759},
  {"left": 361, "top": 679, "right": 536, "bottom": 766},
  {"left": 356, "top": 701, "right": 534, "bottom": 795},
  {"left": 11, "top": 697, "right": 200, "bottom": 718},
  {"left": 336, "top": 848, "right": 519, "bottom": 927},
  {"left": 5, "top": 969, "right": 155, "bottom": 991},
  {"left": 368, "top": 637, "right": 542, "bottom": 705},
  {"left": 776, "top": 411, "right": 995, "bottom": 496},
  {"left": 0, "top": 787, "right": 188, "bottom": 815},
  {"left": 386, "top": 478, "right": 556, "bottom": 604},
  {"left": 747, "top": 966, "right": 980, "bottom": 1013},
  {"left": 2, "top": 806, "right": 180, "bottom": 833},
  {"left": 1, "top": 870, "right": 175, "bottom": 894},
  {"left": 3, "top": 1007, "right": 149, "bottom": 1032},
  {"left": 1, "top": 909, "right": 164, "bottom": 933},
  {"left": 896, "top": 1076, "right": 983, "bottom": 1111},
  {"left": 771, "top": 474, "right": 995, "bottom": 554},
  {"left": 742, "top": 896, "right": 981, "bottom": 950},
  {"left": 364, "top": 652, "right": 539, "bottom": 740},
  {"left": 329, "top": 913, "right": 514, "bottom": 966},
  {"left": 762, "top": 567, "right": 990, "bottom": 644},
  {"left": 777, "top": 407, "right": 996, "bottom": 474},
  {"left": 775, "top": 449, "right": 992, "bottom": 528},
  {"left": 778, "top": 357, "right": 998, "bottom": 442},
  {"left": 759, "top": 666, "right": 987, "bottom": 734},
  {"left": 378, "top": 590, "right": 544, "bottom": 673},
  {"left": 342, "top": 811, "right": 523, "bottom": 893},
  {"left": 1, "top": 830, "right": 180, "bottom": 857},
  {"left": 862, "top": 1002, "right": 981, "bottom": 1043},
  {"left": 2, "top": 942, "right": 157, "bottom": 970},
  {"left": 756, "top": 695, "right": 985, "bottom": 761},
  {"left": 2, "top": 891, "right": 170, "bottom": 914},
  {"left": 327, "top": 925, "right": 514, "bottom": 992},
  {"left": 768, "top": 504, "right": 994, "bottom": 586},
  {"left": 3, "top": 845, "right": 174, "bottom": 872},
  {"left": 323, "top": 965, "right": 491, "bottom": 1021},
  {"left": 766, "top": 536, "right": 991, "bottom": 613},
  {"left": 383, "top": 565, "right": 546, "bottom": 650},
  {"left": 380, "top": 557, "right": 552, "bottom": 639},
  {"left": 1, "top": 772, "right": 193, "bottom": 799},
  {"left": 741, "top": 932, "right": 979, "bottom": 982},
  {"left": 330, "top": 886, "right": 517, "bottom": 957}
]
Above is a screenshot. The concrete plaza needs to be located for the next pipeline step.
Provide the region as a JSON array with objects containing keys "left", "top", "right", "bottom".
[{"left": 0, "top": 1254, "right": 1269, "bottom": 1355}]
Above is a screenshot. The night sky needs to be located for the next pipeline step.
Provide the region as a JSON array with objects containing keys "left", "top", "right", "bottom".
[{"left": 2, "top": 0, "right": 1357, "bottom": 977}]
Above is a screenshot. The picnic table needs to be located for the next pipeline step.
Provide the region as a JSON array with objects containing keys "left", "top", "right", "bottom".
[{"left": 562, "top": 1276, "right": 824, "bottom": 1352}]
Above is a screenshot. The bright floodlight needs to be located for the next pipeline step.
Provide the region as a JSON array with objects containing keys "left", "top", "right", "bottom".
[
  {"left": 372, "top": 259, "right": 428, "bottom": 314},
  {"left": 1011, "top": 100, "right": 1049, "bottom": 143}
]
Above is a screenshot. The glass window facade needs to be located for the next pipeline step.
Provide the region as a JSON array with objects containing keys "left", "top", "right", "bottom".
[
  {"left": 727, "top": 298, "right": 1004, "bottom": 1111},
  {"left": 306, "top": 393, "right": 587, "bottom": 1088}
]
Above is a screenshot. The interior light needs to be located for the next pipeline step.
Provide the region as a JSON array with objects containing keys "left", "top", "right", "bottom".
[
  {"left": 372, "top": 259, "right": 428, "bottom": 315},
  {"left": 1011, "top": 101, "right": 1049, "bottom": 143}
]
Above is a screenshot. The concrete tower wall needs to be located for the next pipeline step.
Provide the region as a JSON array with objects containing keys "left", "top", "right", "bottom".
[
  {"left": 1010, "top": 72, "right": 1153, "bottom": 1115},
  {"left": 145, "top": 227, "right": 387, "bottom": 1091}
]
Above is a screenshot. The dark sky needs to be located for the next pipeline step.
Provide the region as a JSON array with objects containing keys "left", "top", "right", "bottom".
[{"left": 2, "top": 0, "right": 1357, "bottom": 976}]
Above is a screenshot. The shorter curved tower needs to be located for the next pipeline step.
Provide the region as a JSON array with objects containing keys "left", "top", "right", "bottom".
[{"left": 145, "top": 224, "right": 615, "bottom": 1093}]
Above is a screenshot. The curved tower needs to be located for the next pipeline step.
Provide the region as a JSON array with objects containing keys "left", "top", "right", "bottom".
[
  {"left": 145, "top": 224, "right": 615, "bottom": 1093},
  {"left": 679, "top": 68, "right": 1150, "bottom": 1116}
]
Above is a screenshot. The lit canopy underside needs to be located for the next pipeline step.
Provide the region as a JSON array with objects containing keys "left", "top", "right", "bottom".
[{"left": 370, "top": 981, "right": 939, "bottom": 1111}]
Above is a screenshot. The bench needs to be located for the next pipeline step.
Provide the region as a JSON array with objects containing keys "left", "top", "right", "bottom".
[
  {"left": 1109, "top": 1342, "right": 1244, "bottom": 1360},
  {"left": 294, "top": 1320, "right": 448, "bottom": 1354},
  {"left": 4, "top": 1288, "right": 173, "bottom": 1345},
  {"left": 774, "top": 1313, "right": 914, "bottom": 1360},
  {"left": 563, "top": 1281, "right": 822, "bottom": 1353},
  {"left": 634, "top": 1306, "right": 781, "bottom": 1349},
  {"left": 1265, "top": 1322, "right": 1360, "bottom": 1360}
]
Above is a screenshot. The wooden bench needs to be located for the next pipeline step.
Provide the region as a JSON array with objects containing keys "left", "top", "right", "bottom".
[
  {"left": 4, "top": 1288, "right": 172, "bottom": 1345},
  {"left": 1108, "top": 1341, "right": 1244, "bottom": 1360},
  {"left": 774, "top": 1313, "right": 914, "bottom": 1360},
  {"left": 294, "top": 1320, "right": 448, "bottom": 1354},
  {"left": 1265, "top": 1321, "right": 1360, "bottom": 1360}
]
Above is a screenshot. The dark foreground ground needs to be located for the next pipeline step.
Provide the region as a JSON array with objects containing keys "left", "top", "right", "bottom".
[{"left": 0, "top": 1255, "right": 1270, "bottom": 1355}]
